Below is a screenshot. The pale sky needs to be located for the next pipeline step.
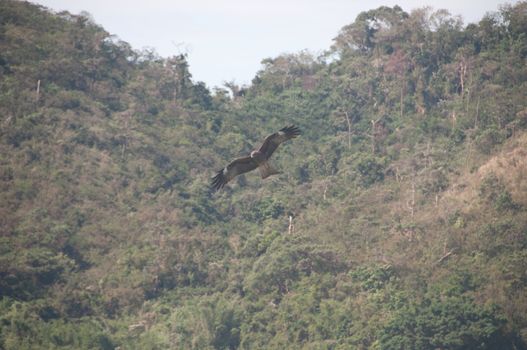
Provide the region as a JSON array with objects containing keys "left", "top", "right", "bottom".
[{"left": 30, "top": 0, "right": 516, "bottom": 89}]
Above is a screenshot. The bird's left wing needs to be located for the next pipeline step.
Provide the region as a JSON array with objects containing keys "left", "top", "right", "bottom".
[
  {"left": 257, "top": 125, "right": 301, "bottom": 159},
  {"left": 211, "top": 156, "right": 258, "bottom": 190}
]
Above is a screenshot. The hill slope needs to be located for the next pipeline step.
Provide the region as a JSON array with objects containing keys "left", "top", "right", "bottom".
[{"left": 1, "top": 1, "right": 527, "bottom": 349}]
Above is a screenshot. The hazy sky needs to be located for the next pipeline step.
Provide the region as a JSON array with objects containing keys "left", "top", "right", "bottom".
[{"left": 31, "top": 0, "right": 516, "bottom": 89}]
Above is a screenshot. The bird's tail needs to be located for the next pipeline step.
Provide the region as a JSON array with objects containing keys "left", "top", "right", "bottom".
[{"left": 259, "top": 161, "right": 281, "bottom": 179}]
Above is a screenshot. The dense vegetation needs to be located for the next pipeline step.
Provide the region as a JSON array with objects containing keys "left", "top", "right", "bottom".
[{"left": 1, "top": 1, "right": 527, "bottom": 348}]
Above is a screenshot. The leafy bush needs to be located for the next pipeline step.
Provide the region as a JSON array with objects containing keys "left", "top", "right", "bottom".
[
  {"left": 354, "top": 154, "right": 385, "bottom": 186},
  {"left": 350, "top": 264, "right": 395, "bottom": 291},
  {"left": 475, "top": 127, "right": 506, "bottom": 154},
  {"left": 244, "top": 236, "right": 345, "bottom": 296},
  {"left": 0, "top": 248, "right": 74, "bottom": 299},
  {"left": 379, "top": 295, "right": 508, "bottom": 350},
  {"left": 479, "top": 173, "right": 519, "bottom": 212}
]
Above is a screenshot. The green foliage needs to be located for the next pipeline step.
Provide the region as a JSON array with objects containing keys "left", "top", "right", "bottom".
[
  {"left": 421, "top": 168, "right": 449, "bottom": 196},
  {"left": 1, "top": 1, "right": 527, "bottom": 349},
  {"left": 242, "top": 197, "right": 285, "bottom": 223},
  {"left": 0, "top": 298, "right": 114, "bottom": 350},
  {"left": 475, "top": 127, "right": 507, "bottom": 154},
  {"left": 0, "top": 248, "right": 74, "bottom": 299},
  {"left": 379, "top": 295, "right": 508, "bottom": 350},
  {"left": 495, "top": 191, "right": 518, "bottom": 212},
  {"left": 354, "top": 154, "right": 385, "bottom": 186},
  {"left": 350, "top": 264, "right": 395, "bottom": 291},
  {"left": 244, "top": 236, "right": 345, "bottom": 296},
  {"left": 479, "top": 173, "right": 519, "bottom": 212}
]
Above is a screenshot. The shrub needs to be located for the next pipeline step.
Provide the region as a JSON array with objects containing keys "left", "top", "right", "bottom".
[
  {"left": 379, "top": 295, "right": 509, "bottom": 350},
  {"left": 354, "top": 154, "right": 385, "bottom": 186},
  {"left": 475, "top": 127, "right": 505, "bottom": 154},
  {"left": 479, "top": 173, "right": 519, "bottom": 212}
]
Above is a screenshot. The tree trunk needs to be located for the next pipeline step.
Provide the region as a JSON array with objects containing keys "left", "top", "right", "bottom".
[
  {"left": 288, "top": 215, "right": 294, "bottom": 234},
  {"left": 344, "top": 111, "right": 352, "bottom": 149},
  {"left": 35, "top": 80, "right": 41, "bottom": 102}
]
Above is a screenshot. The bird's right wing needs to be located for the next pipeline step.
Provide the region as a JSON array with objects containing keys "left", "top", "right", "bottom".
[{"left": 211, "top": 156, "right": 258, "bottom": 190}]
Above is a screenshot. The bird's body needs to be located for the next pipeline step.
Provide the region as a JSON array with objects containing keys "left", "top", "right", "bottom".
[
  {"left": 249, "top": 150, "right": 266, "bottom": 164},
  {"left": 211, "top": 125, "right": 300, "bottom": 190},
  {"left": 249, "top": 150, "right": 280, "bottom": 179}
]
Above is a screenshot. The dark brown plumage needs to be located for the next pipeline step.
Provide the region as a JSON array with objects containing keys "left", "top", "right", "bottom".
[{"left": 211, "top": 125, "right": 301, "bottom": 190}]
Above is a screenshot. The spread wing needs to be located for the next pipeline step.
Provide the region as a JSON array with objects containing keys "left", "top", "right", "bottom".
[
  {"left": 211, "top": 156, "right": 258, "bottom": 191},
  {"left": 257, "top": 125, "right": 301, "bottom": 159}
]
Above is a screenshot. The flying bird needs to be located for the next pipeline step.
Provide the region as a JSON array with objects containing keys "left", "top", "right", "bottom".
[{"left": 211, "top": 125, "right": 301, "bottom": 190}]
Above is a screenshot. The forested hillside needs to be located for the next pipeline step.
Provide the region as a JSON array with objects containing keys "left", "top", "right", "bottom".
[{"left": 1, "top": 1, "right": 527, "bottom": 349}]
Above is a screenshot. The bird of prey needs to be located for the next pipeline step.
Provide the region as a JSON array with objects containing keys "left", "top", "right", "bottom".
[{"left": 211, "top": 125, "right": 301, "bottom": 190}]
